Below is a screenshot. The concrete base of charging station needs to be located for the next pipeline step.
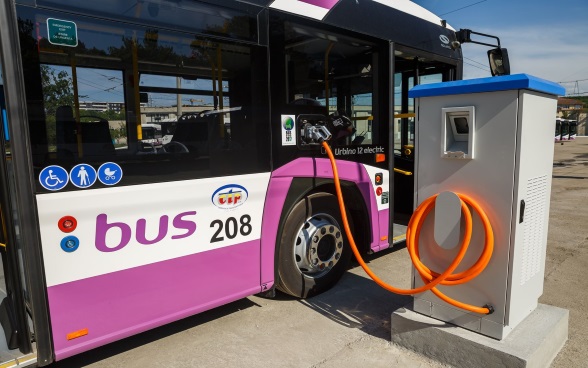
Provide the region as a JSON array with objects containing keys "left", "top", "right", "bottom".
[{"left": 391, "top": 303, "right": 568, "bottom": 368}]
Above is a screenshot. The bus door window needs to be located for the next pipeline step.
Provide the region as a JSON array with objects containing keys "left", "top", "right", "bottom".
[
  {"left": 277, "top": 21, "right": 384, "bottom": 152},
  {"left": 569, "top": 120, "right": 577, "bottom": 139},
  {"left": 561, "top": 119, "right": 569, "bottom": 140},
  {"left": 393, "top": 71, "right": 415, "bottom": 157},
  {"left": 393, "top": 49, "right": 456, "bottom": 216}
]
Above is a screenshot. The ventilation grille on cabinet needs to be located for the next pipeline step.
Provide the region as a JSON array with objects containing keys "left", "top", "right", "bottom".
[{"left": 520, "top": 175, "right": 548, "bottom": 286}]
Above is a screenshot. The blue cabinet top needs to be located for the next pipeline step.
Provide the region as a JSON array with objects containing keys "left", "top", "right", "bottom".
[{"left": 409, "top": 74, "right": 565, "bottom": 98}]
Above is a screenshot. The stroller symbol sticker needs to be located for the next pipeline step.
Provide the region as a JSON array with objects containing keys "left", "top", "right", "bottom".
[
  {"left": 39, "top": 165, "right": 69, "bottom": 191},
  {"left": 98, "top": 162, "right": 123, "bottom": 186}
]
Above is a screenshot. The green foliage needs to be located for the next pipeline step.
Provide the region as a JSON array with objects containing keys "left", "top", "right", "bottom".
[
  {"left": 571, "top": 96, "right": 588, "bottom": 108},
  {"left": 110, "top": 122, "right": 127, "bottom": 140},
  {"left": 41, "top": 65, "right": 75, "bottom": 147},
  {"left": 40, "top": 65, "right": 75, "bottom": 118},
  {"left": 83, "top": 109, "right": 126, "bottom": 122}
]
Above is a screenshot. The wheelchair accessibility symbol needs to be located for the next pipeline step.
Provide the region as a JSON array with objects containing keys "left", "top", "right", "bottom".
[
  {"left": 98, "top": 162, "right": 123, "bottom": 186},
  {"left": 39, "top": 165, "right": 69, "bottom": 191}
]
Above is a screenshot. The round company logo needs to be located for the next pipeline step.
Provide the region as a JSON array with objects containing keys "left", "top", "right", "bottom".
[
  {"left": 439, "top": 35, "right": 450, "bottom": 44},
  {"left": 282, "top": 116, "right": 294, "bottom": 131},
  {"left": 211, "top": 184, "right": 249, "bottom": 209}
]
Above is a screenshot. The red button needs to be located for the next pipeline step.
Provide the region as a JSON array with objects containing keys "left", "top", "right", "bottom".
[
  {"left": 58, "top": 216, "right": 77, "bottom": 233},
  {"left": 376, "top": 187, "right": 383, "bottom": 196}
]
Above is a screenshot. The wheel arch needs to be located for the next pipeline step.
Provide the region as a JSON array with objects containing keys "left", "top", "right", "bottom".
[
  {"left": 277, "top": 177, "right": 372, "bottom": 258},
  {"left": 272, "top": 178, "right": 372, "bottom": 298},
  {"left": 259, "top": 170, "right": 377, "bottom": 298}
]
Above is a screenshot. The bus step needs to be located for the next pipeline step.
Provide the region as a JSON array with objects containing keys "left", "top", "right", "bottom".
[
  {"left": 0, "top": 297, "right": 18, "bottom": 350},
  {"left": 392, "top": 224, "right": 407, "bottom": 245}
]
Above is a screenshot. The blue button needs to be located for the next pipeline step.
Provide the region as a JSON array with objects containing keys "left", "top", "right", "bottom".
[
  {"left": 97, "top": 162, "right": 123, "bottom": 186},
  {"left": 39, "top": 165, "right": 69, "bottom": 191},
  {"left": 69, "top": 164, "right": 97, "bottom": 189},
  {"left": 60, "top": 236, "right": 80, "bottom": 253}
]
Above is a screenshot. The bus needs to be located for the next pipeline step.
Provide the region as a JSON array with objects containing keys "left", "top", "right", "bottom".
[
  {"left": 555, "top": 118, "right": 561, "bottom": 142},
  {"left": 140, "top": 123, "right": 163, "bottom": 152},
  {"left": 0, "top": 0, "right": 507, "bottom": 365}
]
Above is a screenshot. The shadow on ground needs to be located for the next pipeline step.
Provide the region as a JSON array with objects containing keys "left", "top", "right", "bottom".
[{"left": 294, "top": 245, "right": 412, "bottom": 340}]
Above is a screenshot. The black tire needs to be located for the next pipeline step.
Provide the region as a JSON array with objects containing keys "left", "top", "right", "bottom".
[{"left": 277, "top": 192, "right": 352, "bottom": 298}]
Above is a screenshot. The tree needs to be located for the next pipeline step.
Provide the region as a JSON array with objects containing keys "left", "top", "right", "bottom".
[
  {"left": 40, "top": 65, "right": 75, "bottom": 147},
  {"left": 40, "top": 65, "right": 75, "bottom": 119}
]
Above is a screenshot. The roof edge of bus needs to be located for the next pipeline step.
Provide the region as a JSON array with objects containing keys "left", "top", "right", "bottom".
[
  {"left": 372, "top": 0, "right": 455, "bottom": 31},
  {"left": 268, "top": 0, "right": 455, "bottom": 31}
]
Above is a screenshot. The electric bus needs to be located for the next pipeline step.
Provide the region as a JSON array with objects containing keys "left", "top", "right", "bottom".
[
  {"left": 555, "top": 118, "right": 562, "bottom": 142},
  {"left": 0, "top": 0, "right": 507, "bottom": 365}
]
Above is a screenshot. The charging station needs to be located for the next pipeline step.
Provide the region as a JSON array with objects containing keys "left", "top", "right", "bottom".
[{"left": 408, "top": 74, "right": 565, "bottom": 340}]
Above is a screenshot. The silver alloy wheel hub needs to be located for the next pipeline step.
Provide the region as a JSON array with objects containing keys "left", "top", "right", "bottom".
[{"left": 294, "top": 213, "right": 343, "bottom": 276}]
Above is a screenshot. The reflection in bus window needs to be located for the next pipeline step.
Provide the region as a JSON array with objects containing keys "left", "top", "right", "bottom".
[
  {"left": 41, "top": 65, "right": 127, "bottom": 160},
  {"left": 140, "top": 123, "right": 163, "bottom": 152}
]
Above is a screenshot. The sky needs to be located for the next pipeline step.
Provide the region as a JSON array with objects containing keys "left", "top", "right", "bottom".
[
  {"left": 412, "top": 0, "right": 588, "bottom": 96},
  {"left": 11, "top": 0, "right": 587, "bottom": 103}
]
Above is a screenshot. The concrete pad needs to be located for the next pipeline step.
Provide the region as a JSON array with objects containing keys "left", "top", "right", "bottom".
[{"left": 391, "top": 303, "right": 568, "bottom": 368}]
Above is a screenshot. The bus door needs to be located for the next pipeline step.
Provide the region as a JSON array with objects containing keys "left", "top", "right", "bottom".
[
  {"left": 561, "top": 119, "right": 570, "bottom": 140},
  {"left": 0, "top": 73, "right": 37, "bottom": 363},
  {"left": 393, "top": 46, "right": 457, "bottom": 218},
  {"left": 268, "top": 13, "right": 394, "bottom": 256},
  {"left": 269, "top": 13, "right": 390, "bottom": 169},
  {"left": 569, "top": 120, "right": 578, "bottom": 140}
]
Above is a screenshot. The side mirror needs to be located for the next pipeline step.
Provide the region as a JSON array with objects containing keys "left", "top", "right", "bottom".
[{"left": 488, "top": 48, "right": 510, "bottom": 76}]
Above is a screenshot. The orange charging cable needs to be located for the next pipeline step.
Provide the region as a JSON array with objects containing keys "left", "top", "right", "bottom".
[{"left": 322, "top": 141, "right": 494, "bottom": 314}]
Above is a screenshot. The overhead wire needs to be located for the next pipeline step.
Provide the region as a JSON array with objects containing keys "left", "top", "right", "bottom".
[{"left": 439, "top": 0, "right": 488, "bottom": 16}]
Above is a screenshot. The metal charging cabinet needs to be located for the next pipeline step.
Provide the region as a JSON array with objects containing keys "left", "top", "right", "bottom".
[{"left": 409, "top": 74, "right": 565, "bottom": 339}]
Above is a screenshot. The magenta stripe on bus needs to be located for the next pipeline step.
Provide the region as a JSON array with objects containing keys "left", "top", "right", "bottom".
[
  {"left": 298, "top": 0, "right": 339, "bottom": 10},
  {"left": 260, "top": 158, "right": 384, "bottom": 287},
  {"left": 47, "top": 240, "right": 261, "bottom": 360}
]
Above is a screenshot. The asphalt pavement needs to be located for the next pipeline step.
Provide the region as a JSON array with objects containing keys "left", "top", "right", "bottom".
[{"left": 50, "top": 138, "right": 588, "bottom": 368}]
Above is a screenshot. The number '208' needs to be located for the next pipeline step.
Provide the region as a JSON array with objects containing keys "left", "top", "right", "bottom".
[{"left": 210, "top": 214, "right": 252, "bottom": 243}]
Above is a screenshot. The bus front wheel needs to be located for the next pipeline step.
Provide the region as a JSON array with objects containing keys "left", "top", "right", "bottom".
[{"left": 277, "top": 192, "right": 352, "bottom": 298}]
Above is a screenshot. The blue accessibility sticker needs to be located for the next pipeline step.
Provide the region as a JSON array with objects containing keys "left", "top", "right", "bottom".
[
  {"left": 60, "top": 235, "right": 80, "bottom": 253},
  {"left": 97, "top": 162, "right": 123, "bottom": 186},
  {"left": 39, "top": 165, "right": 69, "bottom": 191},
  {"left": 69, "top": 164, "right": 97, "bottom": 189}
]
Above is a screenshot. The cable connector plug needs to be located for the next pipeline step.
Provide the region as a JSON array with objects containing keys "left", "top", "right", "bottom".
[{"left": 303, "top": 124, "right": 332, "bottom": 144}]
